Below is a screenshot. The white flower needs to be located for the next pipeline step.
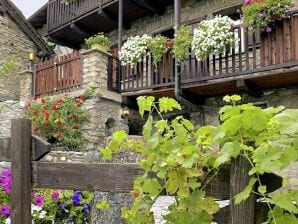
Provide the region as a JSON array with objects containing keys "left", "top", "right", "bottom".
[
  {"left": 31, "top": 204, "right": 42, "bottom": 213},
  {"left": 192, "top": 15, "right": 238, "bottom": 61},
  {"left": 5, "top": 218, "right": 11, "bottom": 224},
  {"left": 39, "top": 210, "right": 47, "bottom": 219},
  {"left": 120, "top": 34, "right": 152, "bottom": 67}
]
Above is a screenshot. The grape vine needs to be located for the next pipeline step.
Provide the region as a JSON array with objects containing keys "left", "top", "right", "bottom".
[{"left": 102, "top": 95, "right": 298, "bottom": 224}]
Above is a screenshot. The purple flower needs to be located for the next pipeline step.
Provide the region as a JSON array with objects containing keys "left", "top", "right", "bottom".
[
  {"left": 51, "top": 191, "right": 59, "bottom": 201},
  {"left": 3, "top": 184, "right": 11, "bottom": 193},
  {"left": 244, "top": 0, "right": 250, "bottom": 5},
  {"left": 1, "top": 170, "right": 11, "bottom": 178},
  {"left": 74, "top": 190, "right": 81, "bottom": 195},
  {"left": 60, "top": 202, "right": 67, "bottom": 210},
  {"left": 0, "top": 205, "right": 10, "bottom": 217},
  {"left": 83, "top": 204, "right": 90, "bottom": 214},
  {"left": 266, "top": 27, "right": 272, "bottom": 33},
  {"left": 72, "top": 193, "right": 81, "bottom": 205},
  {"left": 35, "top": 195, "right": 44, "bottom": 207}
]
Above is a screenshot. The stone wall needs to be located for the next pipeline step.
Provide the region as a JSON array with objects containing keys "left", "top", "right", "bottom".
[
  {"left": 108, "top": 0, "right": 242, "bottom": 45},
  {"left": 0, "top": 11, "right": 36, "bottom": 101},
  {"left": 0, "top": 100, "right": 24, "bottom": 138}
]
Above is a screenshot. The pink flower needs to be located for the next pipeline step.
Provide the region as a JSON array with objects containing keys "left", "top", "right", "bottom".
[
  {"left": 0, "top": 205, "right": 10, "bottom": 217},
  {"left": 51, "top": 191, "right": 59, "bottom": 201},
  {"left": 266, "top": 27, "right": 272, "bottom": 33},
  {"left": 258, "top": 13, "right": 263, "bottom": 17},
  {"left": 35, "top": 195, "right": 44, "bottom": 207}
]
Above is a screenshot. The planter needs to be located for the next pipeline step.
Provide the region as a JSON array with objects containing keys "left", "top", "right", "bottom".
[
  {"left": 271, "top": 14, "right": 282, "bottom": 21},
  {"left": 166, "top": 39, "right": 173, "bottom": 49},
  {"left": 91, "top": 44, "right": 108, "bottom": 52}
]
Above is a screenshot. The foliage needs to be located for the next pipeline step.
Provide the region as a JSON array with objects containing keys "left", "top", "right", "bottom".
[
  {"left": 192, "top": 15, "right": 238, "bottom": 61},
  {"left": 0, "top": 56, "right": 18, "bottom": 77},
  {"left": 120, "top": 35, "right": 152, "bottom": 68},
  {"left": 85, "top": 32, "right": 110, "bottom": 48},
  {"left": 242, "top": 0, "right": 294, "bottom": 32},
  {"left": 25, "top": 88, "right": 95, "bottom": 150},
  {"left": 148, "top": 35, "right": 168, "bottom": 70},
  {"left": 172, "top": 25, "right": 192, "bottom": 65},
  {"left": 0, "top": 170, "right": 93, "bottom": 224},
  {"left": 102, "top": 95, "right": 298, "bottom": 224}
]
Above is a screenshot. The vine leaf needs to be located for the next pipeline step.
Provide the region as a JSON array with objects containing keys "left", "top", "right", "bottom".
[
  {"left": 271, "top": 191, "right": 298, "bottom": 214},
  {"left": 142, "top": 178, "right": 162, "bottom": 196},
  {"left": 234, "top": 178, "right": 257, "bottom": 205},
  {"left": 159, "top": 97, "right": 181, "bottom": 113},
  {"left": 137, "top": 96, "right": 155, "bottom": 117},
  {"left": 275, "top": 109, "right": 298, "bottom": 134}
]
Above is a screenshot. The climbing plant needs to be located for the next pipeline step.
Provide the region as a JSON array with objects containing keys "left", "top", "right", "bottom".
[{"left": 102, "top": 95, "right": 298, "bottom": 224}]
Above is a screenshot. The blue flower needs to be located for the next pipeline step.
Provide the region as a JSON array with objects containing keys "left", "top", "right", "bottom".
[
  {"left": 72, "top": 193, "right": 81, "bottom": 205},
  {"left": 60, "top": 202, "right": 67, "bottom": 210},
  {"left": 83, "top": 204, "right": 90, "bottom": 214}
]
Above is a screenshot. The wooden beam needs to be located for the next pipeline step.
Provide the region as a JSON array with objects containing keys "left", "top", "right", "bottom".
[
  {"left": 70, "top": 23, "right": 93, "bottom": 37},
  {"left": 0, "top": 137, "right": 10, "bottom": 161},
  {"left": 11, "top": 119, "right": 32, "bottom": 224},
  {"left": 230, "top": 157, "right": 256, "bottom": 224},
  {"left": 32, "top": 162, "right": 144, "bottom": 192},
  {"left": 236, "top": 79, "right": 263, "bottom": 98},
  {"left": 99, "top": 8, "right": 130, "bottom": 29},
  {"left": 31, "top": 135, "right": 52, "bottom": 161},
  {"left": 130, "top": 0, "right": 164, "bottom": 15}
]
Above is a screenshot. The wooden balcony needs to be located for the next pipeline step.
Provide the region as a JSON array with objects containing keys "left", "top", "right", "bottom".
[
  {"left": 47, "top": 0, "right": 173, "bottom": 48},
  {"left": 109, "top": 11, "right": 298, "bottom": 99}
]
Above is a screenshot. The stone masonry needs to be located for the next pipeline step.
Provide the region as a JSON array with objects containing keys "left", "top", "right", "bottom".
[{"left": 0, "top": 10, "right": 35, "bottom": 101}]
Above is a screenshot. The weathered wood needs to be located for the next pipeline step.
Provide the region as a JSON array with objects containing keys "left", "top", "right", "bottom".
[
  {"left": 0, "top": 137, "right": 10, "bottom": 161},
  {"left": 229, "top": 156, "right": 255, "bottom": 224},
  {"left": 11, "top": 119, "right": 32, "bottom": 224},
  {"left": 32, "top": 162, "right": 144, "bottom": 192},
  {"left": 31, "top": 135, "right": 52, "bottom": 161}
]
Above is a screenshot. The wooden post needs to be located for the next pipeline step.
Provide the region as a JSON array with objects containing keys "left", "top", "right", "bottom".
[
  {"left": 11, "top": 119, "right": 32, "bottom": 224},
  {"left": 229, "top": 157, "right": 255, "bottom": 224}
]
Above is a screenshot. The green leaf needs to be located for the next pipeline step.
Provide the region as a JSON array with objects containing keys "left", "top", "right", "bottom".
[
  {"left": 143, "top": 115, "right": 153, "bottom": 139},
  {"left": 272, "top": 192, "right": 298, "bottom": 214},
  {"left": 234, "top": 178, "right": 257, "bottom": 204},
  {"left": 242, "top": 108, "right": 268, "bottom": 132},
  {"left": 159, "top": 97, "right": 181, "bottom": 113},
  {"left": 96, "top": 200, "right": 111, "bottom": 210},
  {"left": 142, "top": 178, "right": 162, "bottom": 196},
  {"left": 221, "top": 115, "right": 242, "bottom": 134},
  {"left": 258, "top": 185, "right": 267, "bottom": 195},
  {"left": 275, "top": 109, "right": 298, "bottom": 134},
  {"left": 137, "top": 96, "right": 155, "bottom": 117},
  {"left": 198, "top": 197, "right": 220, "bottom": 214},
  {"left": 101, "top": 147, "right": 113, "bottom": 160},
  {"left": 214, "top": 142, "right": 240, "bottom": 168},
  {"left": 113, "top": 130, "right": 127, "bottom": 143}
]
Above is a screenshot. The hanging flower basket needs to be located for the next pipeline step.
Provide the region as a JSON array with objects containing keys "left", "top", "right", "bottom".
[
  {"left": 191, "top": 15, "right": 238, "bottom": 61},
  {"left": 120, "top": 34, "right": 152, "bottom": 67}
]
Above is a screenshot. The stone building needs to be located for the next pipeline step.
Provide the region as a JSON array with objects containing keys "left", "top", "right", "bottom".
[
  {"left": 0, "top": 0, "right": 53, "bottom": 101},
  {"left": 2, "top": 0, "right": 298, "bottom": 223}
]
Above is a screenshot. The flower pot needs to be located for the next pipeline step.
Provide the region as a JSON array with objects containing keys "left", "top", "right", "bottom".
[
  {"left": 90, "top": 44, "right": 108, "bottom": 52},
  {"left": 166, "top": 39, "right": 173, "bottom": 49},
  {"left": 271, "top": 15, "right": 282, "bottom": 21}
]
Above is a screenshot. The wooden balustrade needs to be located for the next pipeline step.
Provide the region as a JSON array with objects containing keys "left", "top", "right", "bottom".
[
  {"left": 118, "top": 11, "right": 298, "bottom": 93},
  {"left": 34, "top": 51, "right": 83, "bottom": 96},
  {"left": 47, "top": 0, "right": 108, "bottom": 32}
]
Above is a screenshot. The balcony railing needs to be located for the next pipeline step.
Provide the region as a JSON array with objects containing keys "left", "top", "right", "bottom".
[
  {"left": 33, "top": 51, "right": 83, "bottom": 97},
  {"left": 48, "top": 0, "right": 112, "bottom": 32},
  {"left": 112, "top": 11, "right": 298, "bottom": 93}
]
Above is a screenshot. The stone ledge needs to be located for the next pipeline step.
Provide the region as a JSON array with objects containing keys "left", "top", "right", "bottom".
[
  {"left": 17, "top": 70, "right": 33, "bottom": 76},
  {"left": 97, "top": 89, "right": 122, "bottom": 103},
  {"left": 81, "top": 48, "right": 112, "bottom": 57}
]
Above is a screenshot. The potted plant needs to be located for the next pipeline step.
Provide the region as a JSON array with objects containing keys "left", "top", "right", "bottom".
[
  {"left": 119, "top": 34, "right": 152, "bottom": 67},
  {"left": 148, "top": 34, "right": 168, "bottom": 70},
  {"left": 242, "top": 0, "right": 294, "bottom": 32},
  {"left": 166, "top": 39, "right": 173, "bottom": 49},
  {"left": 85, "top": 32, "right": 110, "bottom": 52},
  {"left": 191, "top": 15, "right": 238, "bottom": 61},
  {"left": 172, "top": 25, "right": 192, "bottom": 65}
]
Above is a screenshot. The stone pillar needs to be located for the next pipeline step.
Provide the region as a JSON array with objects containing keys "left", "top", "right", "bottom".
[
  {"left": 82, "top": 49, "right": 109, "bottom": 90},
  {"left": 18, "top": 70, "right": 33, "bottom": 101}
]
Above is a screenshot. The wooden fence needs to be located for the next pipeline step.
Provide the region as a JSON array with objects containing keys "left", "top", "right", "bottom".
[
  {"left": 0, "top": 119, "right": 282, "bottom": 223},
  {"left": 33, "top": 51, "right": 83, "bottom": 97}
]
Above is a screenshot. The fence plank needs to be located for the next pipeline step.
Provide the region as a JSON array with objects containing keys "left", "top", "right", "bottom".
[
  {"left": 32, "top": 163, "right": 144, "bottom": 192},
  {"left": 31, "top": 135, "right": 52, "bottom": 161},
  {"left": 0, "top": 137, "right": 10, "bottom": 161},
  {"left": 11, "top": 119, "right": 32, "bottom": 224}
]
